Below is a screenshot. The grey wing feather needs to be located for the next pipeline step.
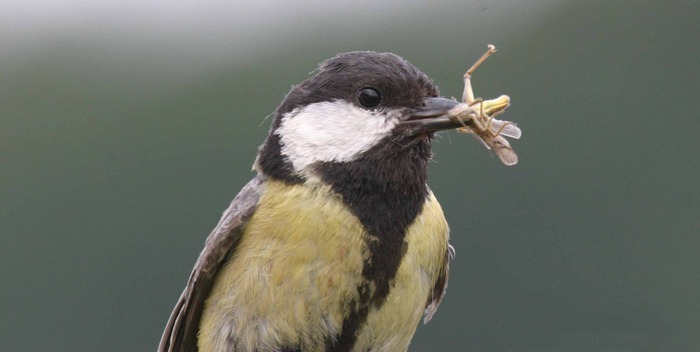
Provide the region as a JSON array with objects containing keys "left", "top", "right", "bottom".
[
  {"left": 424, "top": 244, "right": 454, "bottom": 324},
  {"left": 158, "top": 175, "right": 265, "bottom": 352}
]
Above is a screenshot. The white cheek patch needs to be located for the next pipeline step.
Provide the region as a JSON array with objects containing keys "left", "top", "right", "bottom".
[{"left": 276, "top": 100, "right": 398, "bottom": 172}]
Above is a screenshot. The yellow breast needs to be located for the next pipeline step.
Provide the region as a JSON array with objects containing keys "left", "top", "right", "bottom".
[{"left": 198, "top": 179, "right": 449, "bottom": 351}]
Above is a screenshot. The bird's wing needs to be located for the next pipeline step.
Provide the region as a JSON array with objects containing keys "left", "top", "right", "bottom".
[
  {"left": 423, "top": 244, "right": 454, "bottom": 324},
  {"left": 158, "top": 175, "right": 265, "bottom": 352}
]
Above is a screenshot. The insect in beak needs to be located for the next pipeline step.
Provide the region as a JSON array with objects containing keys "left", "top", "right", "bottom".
[
  {"left": 451, "top": 44, "right": 522, "bottom": 166},
  {"left": 400, "top": 44, "right": 521, "bottom": 165}
]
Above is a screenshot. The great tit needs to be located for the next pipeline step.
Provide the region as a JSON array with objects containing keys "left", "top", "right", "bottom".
[{"left": 159, "top": 51, "right": 473, "bottom": 352}]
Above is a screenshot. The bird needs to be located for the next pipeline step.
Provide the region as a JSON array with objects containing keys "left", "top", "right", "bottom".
[{"left": 159, "top": 51, "right": 470, "bottom": 352}]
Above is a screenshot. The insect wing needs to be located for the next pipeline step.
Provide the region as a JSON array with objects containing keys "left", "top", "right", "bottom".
[
  {"left": 471, "top": 133, "right": 492, "bottom": 150},
  {"left": 492, "top": 135, "right": 518, "bottom": 166},
  {"left": 490, "top": 119, "right": 521, "bottom": 139}
]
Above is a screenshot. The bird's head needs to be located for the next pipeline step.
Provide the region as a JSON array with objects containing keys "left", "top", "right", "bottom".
[{"left": 255, "top": 51, "right": 463, "bottom": 183}]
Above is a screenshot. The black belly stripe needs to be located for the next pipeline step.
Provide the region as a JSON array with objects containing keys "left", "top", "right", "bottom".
[
  {"left": 279, "top": 347, "right": 301, "bottom": 352},
  {"left": 318, "top": 134, "right": 431, "bottom": 351},
  {"left": 325, "top": 283, "right": 370, "bottom": 352}
]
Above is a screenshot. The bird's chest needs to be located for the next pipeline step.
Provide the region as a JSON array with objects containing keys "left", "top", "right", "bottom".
[{"left": 199, "top": 180, "right": 448, "bottom": 352}]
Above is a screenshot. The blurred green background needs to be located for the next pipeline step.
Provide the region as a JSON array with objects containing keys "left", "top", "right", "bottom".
[{"left": 2, "top": 0, "right": 699, "bottom": 351}]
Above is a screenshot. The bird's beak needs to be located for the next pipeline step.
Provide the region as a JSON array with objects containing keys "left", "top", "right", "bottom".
[{"left": 401, "top": 97, "right": 467, "bottom": 135}]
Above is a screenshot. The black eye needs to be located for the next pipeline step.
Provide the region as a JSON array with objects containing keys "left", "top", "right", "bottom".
[{"left": 357, "top": 87, "right": 381, "bottom": 108}]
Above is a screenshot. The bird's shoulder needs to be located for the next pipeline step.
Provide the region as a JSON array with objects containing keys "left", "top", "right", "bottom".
[{"left": 158, "top": 174, "right": 265, "bottom": 352}]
